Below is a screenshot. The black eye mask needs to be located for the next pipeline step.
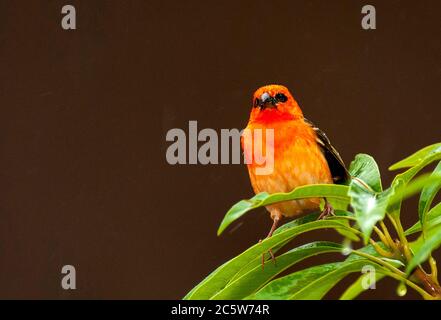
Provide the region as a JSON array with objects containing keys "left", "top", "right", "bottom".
[{"left": 275, "top": 93, "right": 288, "bottom": 103}]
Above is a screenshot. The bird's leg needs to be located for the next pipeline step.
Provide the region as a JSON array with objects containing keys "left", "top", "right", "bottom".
[
  {"left": 260, "top": 213, "right": 282, "bottom": 269},
  {"left": 317, "top": 197, "right": 335, "bottom": 220}
]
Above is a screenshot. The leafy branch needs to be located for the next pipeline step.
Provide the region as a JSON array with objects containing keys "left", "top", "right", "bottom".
[{"left": 185, "top": 143, "right": 441, "bottom": 300}]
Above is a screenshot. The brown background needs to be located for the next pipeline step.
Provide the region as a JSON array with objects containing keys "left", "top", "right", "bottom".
[{"left": 0, "top": 0, "right": 440, "bottom": 299}]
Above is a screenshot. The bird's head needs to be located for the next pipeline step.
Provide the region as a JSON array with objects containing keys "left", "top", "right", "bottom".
[{"left": 249, "top": 85, "right": 303, "bottom": 123}]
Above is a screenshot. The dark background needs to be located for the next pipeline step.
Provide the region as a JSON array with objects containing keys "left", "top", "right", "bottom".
[{"left": 1, "top": 0, "right": 440, "bottom": 299}]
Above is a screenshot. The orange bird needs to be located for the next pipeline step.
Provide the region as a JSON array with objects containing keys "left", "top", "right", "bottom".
[{"left": 242, "top": 85, "right": 348, "bottom": 257}]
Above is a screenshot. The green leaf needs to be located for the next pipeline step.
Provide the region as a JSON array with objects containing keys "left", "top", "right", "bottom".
[
  {"left": 226, "top": 243, "right": 287, "bottom": 286},
  {"left": 248, "top": 259, "right": 383, "bottom": 300},
  {"left": 349, "top": 171, "right": 438, "bottom": 242},
  {"left": 327, "top": 197, "right": 350, "bottom": 211},
  {"left": 217, "top": 184, "right": 350, "bottom": 236},
  {"left": 248, "top": 244, "right": 387, "bottom": 300},
  {"left": 387, "top": 144, "right": 441, "bottom": 219},
  {"left": 211, "top": 242, "right": 343, "bottom": 300},
  {"left": 226, "top": 212, "right": 355, "bottom": 286},
  {"left": 227, "top": 214, "right": 320, "bottom": 285},
  {"left": 184, "top": 219, "right": 353, "bottom": 300},
  {"left": 389, "top": 143, "right": 441, "bottom": 170},
  {"left": 332, "top": 211, "right": 360, "bottom": 242},
  {"left": 349, "top": 181, "right": 394, "bottom": 243},
  {"left": 419, "top": 161, "right": 441, "bottom": 233},
  {"left": 290, "top": 260, "right": 383, "bottom": 300},
  {"left": 339, "top": 273, "right": 386, "bottom": 300},
  {"left": 346, "top": 154, "right": 389, "bottom": 243},
  {"left": 247, "top": 262, "right": 341, "bottom": 300},
  {"left": 389, "top": 173, "right": 441, "bottom": 219},
  {"left": 387, "top": 143, "right": 441, "bottom": 219},
  {"left": 349, "top": 154, "right": 383, "bottom": 192},
  {"left": 391, "top": 174, "right": 440, "bottom": 203},
  {"left": 405, "top": 203, "right": 441, "bottom": 236},
  {"left": 406, "top": 224, "right": 441, "bottom": 275}
]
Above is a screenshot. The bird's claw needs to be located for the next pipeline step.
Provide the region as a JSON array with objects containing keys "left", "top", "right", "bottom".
[
  {"left": 259, "top": 239, "right": 276, "bottom": 270},
  {"left": 318, "top": 201, "right": 335, "bottom": 220}
]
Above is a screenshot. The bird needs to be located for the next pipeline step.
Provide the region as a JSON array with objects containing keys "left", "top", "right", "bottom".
[{"left": 241, "top": 84, "right": 348, "bottom": 264}]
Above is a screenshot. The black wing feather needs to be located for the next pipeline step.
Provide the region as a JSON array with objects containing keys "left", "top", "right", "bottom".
[{"left": 304, "top": 118, "right": 349, "bottom": 184}]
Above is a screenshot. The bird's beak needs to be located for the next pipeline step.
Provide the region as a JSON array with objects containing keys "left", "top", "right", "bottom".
[{"left": 259, "top": 92, "right": 276, "bottom": 109}]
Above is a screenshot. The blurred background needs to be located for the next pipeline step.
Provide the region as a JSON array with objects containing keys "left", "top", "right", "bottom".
[{"left": 0, "top": 0, "right": 440, "bottom": 299}]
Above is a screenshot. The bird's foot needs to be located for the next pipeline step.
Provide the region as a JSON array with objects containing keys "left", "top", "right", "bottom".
[
  {"left": 259, "top": 239, "right": 276, "bottom": 270},
  {"left": 259, "top": 213, "right": 281, "bottom": 270},
  {"left": 317, "top": 200, "right": 335, "bottom": 220}
]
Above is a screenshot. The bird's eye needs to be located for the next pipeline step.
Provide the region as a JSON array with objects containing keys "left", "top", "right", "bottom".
[
  {"left": 254, "top": 98, "right": 260, "bottom": 108},
  {"left": 275, "top": 93, "right": 288, "bottom": 103}
]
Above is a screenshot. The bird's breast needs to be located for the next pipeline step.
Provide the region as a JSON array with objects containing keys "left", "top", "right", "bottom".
[{"left": 243, "top": 119, "right": 333, "bottom": 217}]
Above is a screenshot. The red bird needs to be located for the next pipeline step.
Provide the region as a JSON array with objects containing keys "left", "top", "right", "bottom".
[{"left": 242, "top": 85, "right": 348, "bottom": 259}]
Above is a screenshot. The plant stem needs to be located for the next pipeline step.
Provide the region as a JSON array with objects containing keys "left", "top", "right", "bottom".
[
  {"left": 379, "top": 220, "right": 399, "bottom": 251},
  {"left": 412, "top": 268, "right": 441, "bottom": 298},
  {"left": 373, "top": 226, "right": 391, "bottom": 248},
  {"left": 387, "top": 215, "right": 441, "bottom": 298},
  {"left": 352, "top": 250, "right": 436, "bottom": 300},
  {"left": 390, "top": 215, "right": 413, "bottom": 261},
  {"left": 429, "top": 256, "right": 439, "bottom": 285},
  {"left": 331, "top": 212, "right": 441, "bottom": 298},
  {"left": 352, "top": 250, "right": 404, "bottom": 276},
  {"left": 369, "top": 239, "right": 395, "bottom": 258},
  {"left": 385, "top": 271, "right": 435, "bottom": 300},
  {"left": 387, "top": 214, "right": 399, "bottom": 235}
]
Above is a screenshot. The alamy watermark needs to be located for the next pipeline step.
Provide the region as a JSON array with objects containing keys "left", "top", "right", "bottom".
[
  {"left": 61, "top": 265, "right": 76, "bottom": 290},
  {"left": 61, "top": 5, "right": 76, "bottom": 30},
  {"left": 361, "top": 264, "right": 377, "bottom": 290},
  {"left": 361, "top": 4, "right": 376, "bottom": 30},
  {"left": 165, "top": 121, "right": 274, "bottom": 175}
]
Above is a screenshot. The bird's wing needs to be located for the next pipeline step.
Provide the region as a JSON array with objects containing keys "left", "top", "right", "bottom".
[{"left": 304, "top": 118, "right": 349, "bottom": 184}]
